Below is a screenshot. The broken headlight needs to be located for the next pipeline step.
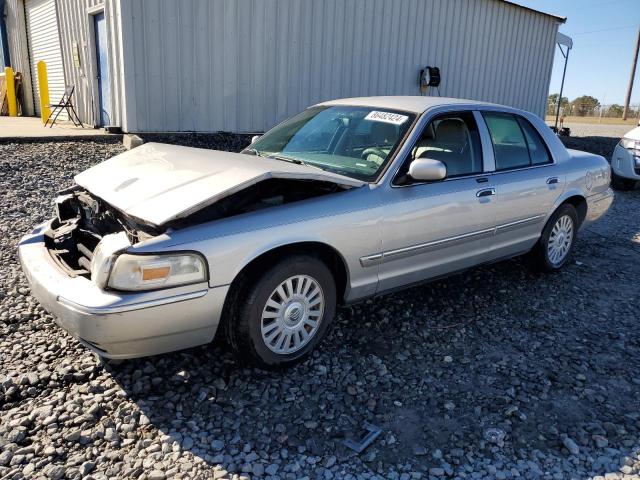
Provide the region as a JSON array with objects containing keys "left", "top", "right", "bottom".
[{"left": 107, "top": 253, "right": 207, "bottom": 291}]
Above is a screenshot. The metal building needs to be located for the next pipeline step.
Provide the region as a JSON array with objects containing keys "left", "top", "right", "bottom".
[{"left": 2, "top": 0, "right": 568, "bottom": 133}]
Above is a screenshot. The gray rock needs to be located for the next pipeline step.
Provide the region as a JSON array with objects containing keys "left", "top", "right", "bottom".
[
  {"left": 211, "top": 440, "right": 225, "bottom": 451},
  {"left": 64, "top": 430, "right": 81, "bottom": 442},
  {"left": 252, "top": 462, "right": 265, "bottom": 476},
  {"left": 46, "top": 465, "right": 65, "bottom": 480},
  {"left": 182, "top": 436, "right": 194, "bottom": 450},
  {"left": 412, "top": 446, "right": 427, "bottom": 456},
  {"left": 563, "top": 437, "right": 580, "bottom": 455},
  {"left": 0, "top": 450, "right": 12, "bottom": 466},
  {"left": 104, "top": 428, "right": 119, "bottom": 443},
  {"left": 148, "top": 470, "right": 166, "bottom": 480},
  {"left": 6, "top": 429, "right": 26, "bottom": 444},
  {"left": 484, "top": 428, "right": 506, "bottom": 447},
  {"left": 79, "top": 461, "right": 95, "bottom": 476},
  {"left": 23, "top": 463, "right": 36, "bottom": 476}
]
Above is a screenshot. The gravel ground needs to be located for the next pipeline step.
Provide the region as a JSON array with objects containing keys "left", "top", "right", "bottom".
[{"left": 1, "top": 136, "right": 639, "bottom": 480}]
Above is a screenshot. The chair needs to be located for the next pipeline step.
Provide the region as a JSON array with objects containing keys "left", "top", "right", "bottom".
[{"left": 45, "top": 85, "right": 84, "bottom": 128}]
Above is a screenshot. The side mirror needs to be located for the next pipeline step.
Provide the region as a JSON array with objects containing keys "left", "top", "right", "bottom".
[
  {"left": 408, "top": 158, "right": 447, "bottom": 181},
  {"left": 251, "top": 135, "right": 261, "bottom": 144}
]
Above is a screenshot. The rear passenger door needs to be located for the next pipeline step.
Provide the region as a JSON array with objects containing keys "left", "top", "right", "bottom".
[{"left": 481, "top": 112, "right": 564, "bottom": 259}]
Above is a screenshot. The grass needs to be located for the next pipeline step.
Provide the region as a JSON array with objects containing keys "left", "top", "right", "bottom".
[{"left": 544, "top": 115, "right": 640, "bottom": 126}]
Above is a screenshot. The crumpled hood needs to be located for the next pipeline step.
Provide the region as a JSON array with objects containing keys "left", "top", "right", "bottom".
[{"left": 74, "top": 142, "right": 364, "bottom": 227}]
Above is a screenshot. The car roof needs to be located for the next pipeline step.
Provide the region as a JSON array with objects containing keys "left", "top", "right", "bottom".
[{"left": 317, "top": 96, "right": 497, "bottom": 114}]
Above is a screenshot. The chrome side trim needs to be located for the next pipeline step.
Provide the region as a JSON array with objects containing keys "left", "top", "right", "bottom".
[
  {"left": 494, "top": 214, "right": 545, "bottom": 233},
  {"left": 360, "top": 227, "right": 494, "bottom": 267},
  {"left": 382, "top": 227, "right": 495, "bottom": 262},
  {"left": 359, "top": 214, "right": 546, "bottom": 267},
  {"left": 359, "top": 253, "right": 383, "bottom": 268},
  {"left": 58, "top": 289, "right": 209, "bottom": 315}
]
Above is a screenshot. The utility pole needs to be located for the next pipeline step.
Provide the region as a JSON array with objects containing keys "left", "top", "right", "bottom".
[
  {"left": 554, "top": 44, "right": 570, "bottom": 131},
  {"left": 622, "top": 26, "right": 640, "bottom": 121}
]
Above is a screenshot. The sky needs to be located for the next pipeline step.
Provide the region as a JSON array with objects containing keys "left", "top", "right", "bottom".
[{"left": 517, "top": 0, "right": 640, "bottom": 106}]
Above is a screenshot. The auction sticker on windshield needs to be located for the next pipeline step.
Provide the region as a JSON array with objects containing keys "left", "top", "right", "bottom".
[{"left": 364, "top": 111, "right": 409, "bottom": 125}]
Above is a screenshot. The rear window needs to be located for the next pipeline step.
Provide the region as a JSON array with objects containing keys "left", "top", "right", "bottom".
[
  {"left": 483, "top": 113, "right": 552, "bottom": 170},
  {"left": 516, "top": 117, "right": 552, "bottom": 165}
]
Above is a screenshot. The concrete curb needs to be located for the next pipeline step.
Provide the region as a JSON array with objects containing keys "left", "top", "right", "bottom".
[
  {"left": 0, "top": 135, "right": 123, "bottom": 144},
  {"left": 123, "top": 134, "right": 144, "bottom": 150}
]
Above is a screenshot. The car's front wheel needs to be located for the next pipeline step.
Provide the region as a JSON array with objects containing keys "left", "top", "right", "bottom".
[
  {"left": 228, "top": 255, "right": 336, "bottom": 368},
  {"left": 530, "top": 204, "right": 578, "bottom": 272}
]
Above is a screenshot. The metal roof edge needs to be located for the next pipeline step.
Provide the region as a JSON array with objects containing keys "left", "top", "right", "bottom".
[{"left": 500, "top": 0, "right": 567, "bottom": 23}]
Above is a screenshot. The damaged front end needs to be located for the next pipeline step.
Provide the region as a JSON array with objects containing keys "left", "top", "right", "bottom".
[
  {"left": 44, "top": 143, "right": 365, "bottom": 289},
  {"left": 45, "top": 177, "right": 350, "bottom": 285},
  {"left": 46, "top": 186, "right": 158, "bottom": 284}
]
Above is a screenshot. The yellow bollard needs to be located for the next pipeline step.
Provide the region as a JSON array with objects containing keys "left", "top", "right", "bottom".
[
  {"left": 4, "top": 67, "right": 18, "bottom": 117},
  {"left": 37, "top": 61, "right": 51, "bottom": 123}
]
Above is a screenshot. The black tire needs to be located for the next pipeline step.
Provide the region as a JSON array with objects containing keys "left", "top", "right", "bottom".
[
  {"left": 611, "top": 171, "right": 637, "bottom": 191},
  {"left": 227, "top": 255, "right": 336, "bottom": 369},
  {"left": 529, "top": 204, "right": 578, "bottom": 272}
]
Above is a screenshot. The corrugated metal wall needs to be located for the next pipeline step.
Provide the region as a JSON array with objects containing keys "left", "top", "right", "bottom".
[
  {"left": 56, "top": 0, "right": 122, "bottom": 126},
  {"left": 4, "top": 0, "right": 35, "bottom": 115},
  {"left": 117, "top": 0, "right": 560, "bottom": 133}
]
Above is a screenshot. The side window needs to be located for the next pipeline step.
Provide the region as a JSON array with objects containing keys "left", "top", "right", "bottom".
[
  {"left": 482, "top": 113, "right": 530, "bottom": 170},
  {"left": 516, "top": 117, "right": 552, "bottom": 165},
  {"left": 406, "top": 111, "right": 483, "bottom": 180}
]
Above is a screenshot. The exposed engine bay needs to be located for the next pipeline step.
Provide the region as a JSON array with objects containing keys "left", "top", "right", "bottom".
[
  {"left": 45, "top": 186, "right": 154, "bottom": 277},
  {"left": 45, "top": 179, "right": 348, "bottom": 278}
]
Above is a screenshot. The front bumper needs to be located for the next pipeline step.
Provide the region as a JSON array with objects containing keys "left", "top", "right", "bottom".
[
  {"left": 18, "top": 221, "right": 229, "bottom": 359},
  {"left": 612, "top": 145, "right": 640, "bottom": 180}
]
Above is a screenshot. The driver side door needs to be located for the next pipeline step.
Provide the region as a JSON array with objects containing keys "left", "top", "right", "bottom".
[{"left": 375, "top": 111, "right": 498, "bottom": 292}]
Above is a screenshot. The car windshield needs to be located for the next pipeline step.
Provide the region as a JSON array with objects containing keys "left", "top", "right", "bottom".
[{"left": 247, "top": 106, "right": 416, "bottom": 181}]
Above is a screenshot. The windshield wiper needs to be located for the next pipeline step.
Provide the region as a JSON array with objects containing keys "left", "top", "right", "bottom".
[
  {"left": 243, "top": 148, "right": 260, "bottom": 156},
  {"left": 261, "top": 153, "right": 326, "bottom": 171}
]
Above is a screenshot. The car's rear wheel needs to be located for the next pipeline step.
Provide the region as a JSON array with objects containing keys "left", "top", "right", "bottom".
[
  {"left": 611, "top": 171, "right": 637, "bottom": 191},
  {"left": 228, "top": 255, "right": 336, "bottom": 368},
  {"left": 530, "top": 204, "right": 578, "bottom": 272}
]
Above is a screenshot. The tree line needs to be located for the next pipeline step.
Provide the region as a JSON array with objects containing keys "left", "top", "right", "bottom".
[{"left": 547, "top": 94, "right": 637, "bottom": 118}]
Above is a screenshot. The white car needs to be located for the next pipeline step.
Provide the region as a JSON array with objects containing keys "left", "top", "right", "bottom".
[{"left": 611, "top": 126, "right": 640, "bottom": 190}]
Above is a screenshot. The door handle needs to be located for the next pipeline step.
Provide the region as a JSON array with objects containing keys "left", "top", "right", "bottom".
[
  {"left": 476, "top": 187, "right": 496, "bottom": 198},
  {"left": 546, "top": 177, "right": 559, "bottom": 185}
]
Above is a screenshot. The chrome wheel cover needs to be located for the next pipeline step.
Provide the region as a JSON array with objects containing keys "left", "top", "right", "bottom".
[
  {"left": 547, "top": 214, "right": 574, "bottom": 265},
  {"left": 260, "top": 275, "right": 324, "bottom": 354}
]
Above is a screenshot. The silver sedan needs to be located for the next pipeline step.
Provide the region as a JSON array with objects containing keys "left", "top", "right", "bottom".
[{"left": 19, "top": 96, "right": 613, "bottom": 368}]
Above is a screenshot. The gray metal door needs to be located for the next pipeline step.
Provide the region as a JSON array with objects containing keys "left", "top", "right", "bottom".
[{"left": 377, "top": 111, "right": 497, "bottom": 292}]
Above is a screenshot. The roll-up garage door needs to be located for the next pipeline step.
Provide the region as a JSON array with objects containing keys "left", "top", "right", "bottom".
[{"left": 25, "top": 0, "right": 66, "bottom": 118}]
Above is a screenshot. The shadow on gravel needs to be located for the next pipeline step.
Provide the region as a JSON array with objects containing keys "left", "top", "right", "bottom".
[
  {"left": 103, "top": 234, "right": 640, "bottom": 477},
  {"left": 558, "top": 135, "right": 621, "bottom": 160}
]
